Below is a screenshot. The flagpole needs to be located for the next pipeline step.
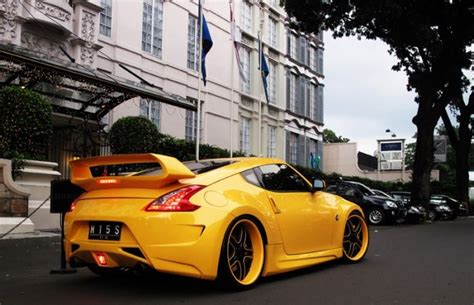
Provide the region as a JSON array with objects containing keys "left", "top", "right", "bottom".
[
  {"left": 229, "top": 0, "right": 235, "bottom": 158},
  {"left": 196, "top": 0, "right": 204, "bottom": 161},
  {"left": 258, "top": 7, "right": 264, "bottom": 157}
]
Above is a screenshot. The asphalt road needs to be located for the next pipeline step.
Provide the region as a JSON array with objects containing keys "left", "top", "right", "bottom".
[{"left": 1, "top": 218, "right": 473, "bottom": 305}]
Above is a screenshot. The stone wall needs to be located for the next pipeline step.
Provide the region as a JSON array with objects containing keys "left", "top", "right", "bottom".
[{"left": 0, "top": 166, "right": 29, "bottom": 217}]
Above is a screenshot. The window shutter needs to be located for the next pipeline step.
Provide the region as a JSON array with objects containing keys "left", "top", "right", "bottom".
[
  {"left": 316, "top": 140, "right": 323, "bottom": 170},
  {"left": 285, "top": 130, "right": 290, "bottom": 162},
  {"left": 295, "top": 75, "right": 300, "bottom": 114},
  {"left": 287, "top": 30, "right": 291, "bottom": 57},
  {"left": 305, "top": 137, "right": 311, "bottom": 168},
  {"left": 297, "top": 135, "right": 305, "bottom": 166},
  {"left": 301, "top": 78, "right": 307, "bottom": 116},
  {"left": 305, "top": 79, "right": 311, "bottom": 119},
  {"left": 286, "top": 69, "right": 290, "bottom": 110},
  {"left": 318, "top": 86, "right": 324, "bottom": 123}
]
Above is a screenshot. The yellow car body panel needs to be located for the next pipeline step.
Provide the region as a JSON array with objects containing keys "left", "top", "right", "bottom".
[{"left": 64, "top": 154, "right": 365, "bottom": 281}]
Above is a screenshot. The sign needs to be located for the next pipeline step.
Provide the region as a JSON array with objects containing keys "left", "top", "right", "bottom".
[{"left": 377, "top": 139, "right": 405, "bottom": 171}]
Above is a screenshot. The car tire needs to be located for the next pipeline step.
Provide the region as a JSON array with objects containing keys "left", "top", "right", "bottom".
[
  {"left": 367, "top": 208, "right": 385, "bottom": 225},
  {"left": 217, "top": 217, "right": 265, "bottom": 290},
  {"left": 342, "top": 212, "right": 369, "bottom": 263},
  {"left": 428, "top": 209, "right": 438, "bottom": 221}
]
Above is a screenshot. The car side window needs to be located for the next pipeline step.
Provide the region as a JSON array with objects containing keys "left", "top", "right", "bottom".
[
  {"left": 241, "top": 169, "right": 262, "bottom": 187},
  {"left": 256, "top": 164, "right": 311, "bottom": 192}
]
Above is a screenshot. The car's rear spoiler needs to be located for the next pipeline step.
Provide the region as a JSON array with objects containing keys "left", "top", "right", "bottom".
[{"left": 70, "top": 154, "right": 195, "bottom": 191}]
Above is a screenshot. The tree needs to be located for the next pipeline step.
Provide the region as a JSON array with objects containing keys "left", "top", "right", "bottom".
[
  {"left": 404, "top": 142, "right": 416, "bottom": 170},
  {"left": 109, "top": 116, "right": 160, "bottom": 154},
  {"left": 323, "top": 128, "right": 350, "bottom": 143},
  {"left": 283, "top": 0, "right": 474, "bottom": 211},
  {"left": 438, "top": 110, "right": 474, "bottom": 208},
  {"left": 0, "top": 86, "right": 53, "bottom": 177}
]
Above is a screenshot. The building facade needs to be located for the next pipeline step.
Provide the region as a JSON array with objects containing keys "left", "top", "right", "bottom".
[
  {"left": 0, "top": 0, "right": 324, "bottom": 167},
  {"left": 100, "top": 0, "right": 325, "bottom": 166}
]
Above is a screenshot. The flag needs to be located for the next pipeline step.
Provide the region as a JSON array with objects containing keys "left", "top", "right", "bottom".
[
  {"left": 230, "top": 0, "right": 247, "bottom": 82},
  {"left": 258, "top": 36, "right": 270, "bottom": 104},
  {"left": 199, "top": 1, "right": 213, "bottom": 86}
]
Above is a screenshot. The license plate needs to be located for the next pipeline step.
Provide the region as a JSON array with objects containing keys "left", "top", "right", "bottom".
[{"left": 88, "top": 222, "right": 122, "bottom": 241}]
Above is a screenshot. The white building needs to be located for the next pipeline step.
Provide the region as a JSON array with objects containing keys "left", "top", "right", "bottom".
[
  {"left": 0, "top": 0, "right": 324, "bottom": 169},
  {"left": 0, "top": 0, "right": 325, "bottom": 231},
  {"left": 99, "top": 0, "right": 325, "bottom": 167}
]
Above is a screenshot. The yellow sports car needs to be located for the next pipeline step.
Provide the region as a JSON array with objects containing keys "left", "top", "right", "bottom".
[{"left": 64, "top": 154, "right": 369, "bottom": 289}]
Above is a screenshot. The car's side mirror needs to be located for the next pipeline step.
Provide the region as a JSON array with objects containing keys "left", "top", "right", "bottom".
[{"left": 312, "top": 179, "right": 326, "bottom": 192}]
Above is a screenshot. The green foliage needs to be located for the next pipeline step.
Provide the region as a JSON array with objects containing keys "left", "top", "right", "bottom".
[
  {"left": 110, "top": 116, "right": 160, "bottom": 154},
  {"left": 404, "top": 142, "right": 416, "bottom": 169},
  {"left": 323, "top": 129, "right": 350, "bottom": 143},
  {"left": 109, "top": 116, "right": 245, "bottom": 160},
  {"left": 0, "top": 86, "right": 53, "bottom": 162},
  {"left": 283, "top": 0, "right": 474, "bottom": 204}
]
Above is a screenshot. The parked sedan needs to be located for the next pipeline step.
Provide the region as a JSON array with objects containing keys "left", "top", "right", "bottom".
[
  {"left": 371, "top": 189, "right": 408, "bottom": 223},
  {"left": 389, "top": 191, "right": 425, "bottom": 223},
  {"left": 326, "top": 181, "right": 403, "bottom": 225},
  {"left": 430, "top": 195, "right": 468, "bottom": 219},
  {"left": 428, "top": 197, "right": 453, "bottom": 220}
]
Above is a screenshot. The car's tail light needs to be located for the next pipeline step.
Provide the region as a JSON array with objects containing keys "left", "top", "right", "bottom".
[
  {"left": 93, "top": 252, "right": 107, "bottom": 266},
  {"left": 146, "top": 185, "right": 205, "bottom": 212},
  {"left": 70, "top": 199, "right": 79, "bottom": 212}
]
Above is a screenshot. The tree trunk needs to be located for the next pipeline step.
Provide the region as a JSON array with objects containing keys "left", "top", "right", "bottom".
[
  {"left": 456, "top": 101, "right": 472, "bottom": 209},
  {"left": 411, "top": 95, "right": 437, "bottom": 215}
]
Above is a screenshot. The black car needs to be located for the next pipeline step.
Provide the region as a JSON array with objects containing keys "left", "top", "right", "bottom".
[
  {"left": 326, "top": 181, "right": 404, "bottom": 225},
  {"left": 431, "top": 195, "right": 468, "bottom": 219},
  {"left": 389, "top": 191, "right": 426, "bottom": 223},
  {"left": 390, "top": 191, "right": 452, "bottom": 221},
  {"left": 371, "top": 189, "right": 409, "bottom": 223}
]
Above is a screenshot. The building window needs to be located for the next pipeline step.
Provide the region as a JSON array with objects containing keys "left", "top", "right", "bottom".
[
  {"left": 289, "top": 32, "right": 297, "bottom": 59},
  {"left": 310, "top": 46, "right": 317, "bottom": 71},
  {"left": 310, "top": 83, "right": 317, "bottom": 121},
  {"left": 289, "top": 72, "right": 296, "bottom": 112},
  {"left": 268, "top": 61, "right": 276, "bottom": 104},
  {"left": 185, "top": 99, "right": 202, "bottom": 142},
  {"left": 240, "top": 117, "right": 251, "bottom": 155},
  {"left": 142, "top": 0, "right": 164, "bottom": 58},
  {"left": 317, "top": 86, "right": 324, "bottom": 122},
  {"left": 187, "top": 14, "right": 198, "bottom": 70},
  {"left": 268, "top": 17, "right": 277, "bottom": 48},
  {"left": 139, "top": 99, "right": 161, "bottom": 130},
  {"left": 317, "top": 49, "right": 324, "bottom": 74},
  {"left": 267, "top": 126, "right": 276, "bottom": 157},
  {"left": 308, "top": 138, "right": 317, "bottom": 167},
  {"left": 241, "top": 1, "right": 252, "bottom": 33},
  {"left": 240, "top": 47, "right": 251, "bottom": 93},
  {"left": 100, "top": 0, "right": 112, "bottom": 37},
  {"left": 289, "top": 133, "right": 298, "bottom": 164}
]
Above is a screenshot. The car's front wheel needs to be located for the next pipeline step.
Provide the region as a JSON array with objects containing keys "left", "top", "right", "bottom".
[
  {"left": 218, "top": 217, "right": 265, "bottom": 289},
  {"left": 428, "top": 209, "right": 437, "bottom": 221},
  {"left": 342, "top": 212, "right": 369, "bottom": 263},
  {"left": 367, "top": 207, "right": 385, "bottom": 225}
]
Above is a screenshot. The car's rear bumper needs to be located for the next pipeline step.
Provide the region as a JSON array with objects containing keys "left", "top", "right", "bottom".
[{"left": 64, "top": 200, "right": 232, "bottom": 280}]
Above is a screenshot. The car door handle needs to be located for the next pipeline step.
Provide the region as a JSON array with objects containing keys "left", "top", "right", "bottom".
[{"left": 268, "top": 196, "right": 281, "bottom": 214}]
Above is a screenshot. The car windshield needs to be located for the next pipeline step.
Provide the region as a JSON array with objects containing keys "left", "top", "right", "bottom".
[
  {"left": 356, "top": 184, "right": 375, "bottom": 196},
  {"left": 373, "top": 190, "right": 392, "bottom": 198},
  {"left": 133, "top": 160, "right": 235, "bottom": 176}
]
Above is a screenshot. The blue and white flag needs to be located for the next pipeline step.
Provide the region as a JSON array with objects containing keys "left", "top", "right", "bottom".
[
  {"left": 199, "top": 2, "right": 213, "bottom": 86},
  {"left": 258, "top": 36, "right": 270, "bottom": 104}
]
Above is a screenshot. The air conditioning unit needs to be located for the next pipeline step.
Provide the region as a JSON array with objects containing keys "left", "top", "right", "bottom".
[
  {"left": 390, "top": 161, "right": 402, "bottom": 170},
  {"left": 380, "top": 162, "right": 391, "bottom": 170}
]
